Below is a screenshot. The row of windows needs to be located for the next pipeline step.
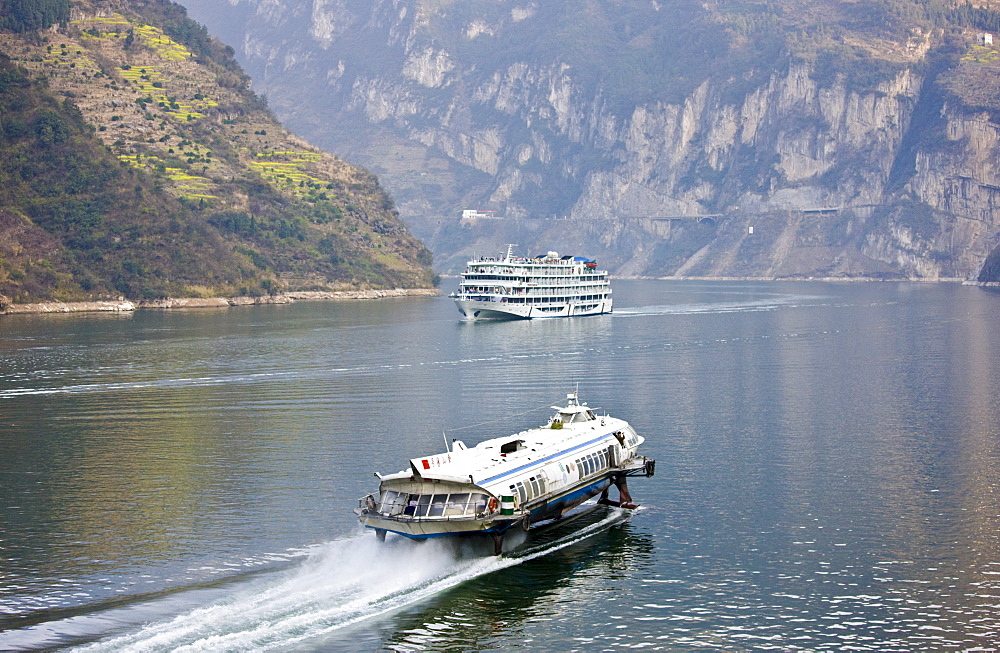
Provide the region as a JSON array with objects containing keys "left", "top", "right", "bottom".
[
  {"left": 461, "top": 283, "right": 608, "bottom": 292},
  {"left": 464, "top": 274, "right": 607, "bottom": 282},
  {"left": 510, "top": 474, "right": 545, "bottom": 506},
  {"left": 504, "top": 296, "right": 607, "bottom": 304},
  {"left": 576, "top": 450, "right": 609, "bottom": 479},
  {"left": 459, "top": 295, "right": 609, "bottom": 305},
  {"left": 461, "top": 288, "right": 609, "bottom": 297},
  {"left": 509, "top": 450, "right": 612, "bottom": 508},
  {"left": 378, "top": 490, "right": 489, "bottom": 518}
]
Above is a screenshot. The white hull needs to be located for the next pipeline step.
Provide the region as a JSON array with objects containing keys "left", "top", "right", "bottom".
[{"left": 454, "top": 297, "right": 613, "bottom": 320}]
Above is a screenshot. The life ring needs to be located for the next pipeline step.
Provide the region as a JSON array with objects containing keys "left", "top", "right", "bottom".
[
  {"left": 365, "top": 495, "right": 377, "bottom": 511},
  {"left": 488, "top": 497, "right": 499, "bottom": 513}
]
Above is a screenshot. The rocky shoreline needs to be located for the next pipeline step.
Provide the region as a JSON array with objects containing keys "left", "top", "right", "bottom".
[{"left": 0, "top": 288, "right": 441, "bottom": 316}]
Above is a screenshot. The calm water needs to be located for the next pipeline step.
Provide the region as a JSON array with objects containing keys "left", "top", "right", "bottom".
[{"left": 1, "top": 280, "right": 999, "bottom": 651}]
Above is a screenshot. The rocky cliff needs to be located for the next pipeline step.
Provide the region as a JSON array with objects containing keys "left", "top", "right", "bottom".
[{"left": 180, "top": 0, "right": 1000, "bottom": 279}]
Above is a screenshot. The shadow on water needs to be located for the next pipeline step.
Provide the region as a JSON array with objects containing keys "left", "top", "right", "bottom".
[{"left": 0, "top": 506, "right": 653, "bottom": 652}]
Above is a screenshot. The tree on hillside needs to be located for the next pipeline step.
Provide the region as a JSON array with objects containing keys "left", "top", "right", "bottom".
[{"left": 0, "top": 0, "right": 71, "bottom": 33}]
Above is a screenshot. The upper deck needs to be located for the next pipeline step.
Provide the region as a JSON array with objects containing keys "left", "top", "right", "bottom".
[
  {"left": 461, "top": 248, "right": 607, "bottom": 283},
  {"left": 378, "top": 393, "right": 640, "bottom": 491}
]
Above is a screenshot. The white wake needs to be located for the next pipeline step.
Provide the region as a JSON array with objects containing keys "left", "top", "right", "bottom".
[{"left": 75, "top": 509, "right": 630, "bottom": 652}]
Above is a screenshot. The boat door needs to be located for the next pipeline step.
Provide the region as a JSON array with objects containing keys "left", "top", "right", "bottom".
[{"left": 608, "top": 444, "right": 618, "bottom": 468}]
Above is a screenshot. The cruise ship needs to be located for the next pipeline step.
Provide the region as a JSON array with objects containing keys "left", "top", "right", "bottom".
[
  {"left": 451, "top": 245, "right": 612, "bottom": 320},
  {"left": 355, "top": 392, "right": 654, "bottom": 555}
]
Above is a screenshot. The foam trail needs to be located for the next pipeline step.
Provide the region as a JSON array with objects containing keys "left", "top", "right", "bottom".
[
  {"left": 614, "top": 293, "right": 825, "bottom": 317},
  {"left": 76, "top": 509, "right": 628, "bottom": 652}
]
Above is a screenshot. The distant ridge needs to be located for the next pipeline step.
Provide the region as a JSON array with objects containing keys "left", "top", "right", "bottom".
[{"left": 180, "top": 0, "right": 1000, "bottom": 281}]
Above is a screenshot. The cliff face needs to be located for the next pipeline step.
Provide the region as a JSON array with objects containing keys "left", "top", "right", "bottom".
[{"left": 180, "top": 0, "right": 1000, "bottom": 278}]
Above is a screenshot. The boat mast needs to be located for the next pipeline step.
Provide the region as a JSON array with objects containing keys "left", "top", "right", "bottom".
[{"left": 504, "top": 243, "right": 517, "bottom": 262}]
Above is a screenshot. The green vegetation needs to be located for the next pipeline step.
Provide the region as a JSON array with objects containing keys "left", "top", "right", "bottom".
[
  {"left": 0, "top": 0, "right": 435, "bottom": 304},
  {"left": 0, "top": 54, "right": 250, "bottom": 301},
  {"left": 0, "top": 0, "right": 69, "bottom": 33}
]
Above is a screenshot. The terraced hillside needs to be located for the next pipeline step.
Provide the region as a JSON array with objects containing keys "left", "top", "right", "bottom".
[{"left": 0, "top": 0, "right": 435, "bottom": 305}]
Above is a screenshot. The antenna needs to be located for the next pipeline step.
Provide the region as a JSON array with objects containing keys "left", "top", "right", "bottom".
[{"left": 442, "top": 431, "right": 450, "bottom": 453}]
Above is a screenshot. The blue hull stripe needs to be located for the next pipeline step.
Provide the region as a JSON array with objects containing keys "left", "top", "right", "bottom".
[{"left": 478, "top": 432, "right": 617, "bottom": 485}]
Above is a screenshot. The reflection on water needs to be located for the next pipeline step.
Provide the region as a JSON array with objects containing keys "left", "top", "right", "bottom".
[{"left": 2, "top": 282, "right": 1000, "bottom": 650}]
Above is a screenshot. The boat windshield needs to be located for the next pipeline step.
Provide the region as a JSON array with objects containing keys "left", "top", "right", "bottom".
[{"left": 379, "top": 490, "right": 488, "bottom": 518}]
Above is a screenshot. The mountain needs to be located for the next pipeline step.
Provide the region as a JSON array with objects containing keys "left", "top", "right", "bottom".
[
  {"left": 176, "top": 0, "right": 1000, "bottom": 281},
  {"left": 0, "top": 0, "right": 435, "bottom": 307}
]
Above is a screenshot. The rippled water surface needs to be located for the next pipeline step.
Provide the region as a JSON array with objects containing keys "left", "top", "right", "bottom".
[{"left": 2, "top": 280, "right": 999, "bottom": 650}]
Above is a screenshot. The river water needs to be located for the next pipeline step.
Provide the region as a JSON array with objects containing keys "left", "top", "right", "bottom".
[{"left": 1, "top": 280, "right": 999, "bottom": 651}]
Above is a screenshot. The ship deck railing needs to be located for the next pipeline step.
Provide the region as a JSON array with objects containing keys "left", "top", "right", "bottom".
[
  {"left": 460, "top": 280, "right": 610, "bottom": 289},
  {"left": 457, "top": 287, "right": 611, "bottom": 297},
  {"left": 467, "top": 268, "right": 606, "bottom": 277}
]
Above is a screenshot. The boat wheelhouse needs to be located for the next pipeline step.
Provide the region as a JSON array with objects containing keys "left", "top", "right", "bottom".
[
  {"left": 451, "top": 245, "right": 612, "bottom": 320},
  {"left": 356, "top": 392, "right": 654, "bottom": 554}
]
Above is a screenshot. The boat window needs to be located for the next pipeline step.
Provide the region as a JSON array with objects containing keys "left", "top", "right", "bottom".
[
  {"left": 528, "top": 476, "right": 542, "bottom": 497},
  {"left": 414, "top": 494, "right": 432, "bottom": 517},
  {"left": 511, "top": 481, "right": 527, "bottom": 505},
  {"left": 428, "top": 494, "right": 447, "bottom": 517},
  {"left": 472, "top": 493, "right": 488, "bottom": 513},
  {"left": 380, "top": 490, "right": 408, "bottom": 516},
  {"left": 391, "top": 492, "right": 409, "bottom": 515},
  {"left": 404, "top": 494, "right": 419, "bottom": 516},
  {"left": 378, "top": 490, "right": 397, "bottom": 512},
  {"left": 446, "top": 493, "right": 470, "bottom": 516}
]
